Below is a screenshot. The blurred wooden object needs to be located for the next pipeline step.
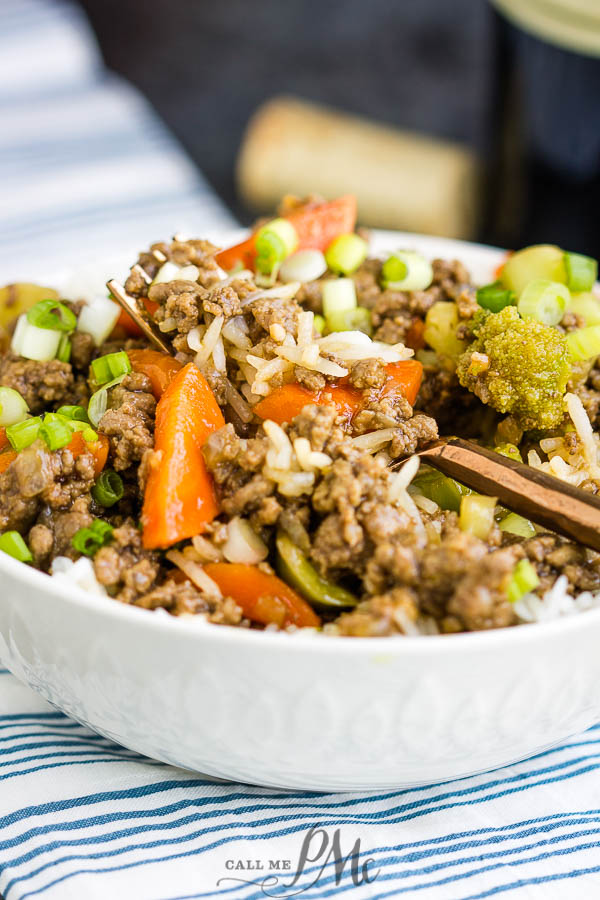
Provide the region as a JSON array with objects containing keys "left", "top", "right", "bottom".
[{"left": 237, "top": 96, "right": 480, "bottom": 240}]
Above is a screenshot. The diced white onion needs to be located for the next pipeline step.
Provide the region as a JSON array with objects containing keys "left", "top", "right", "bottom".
[
  {"left": 77, "top": 297, "right": 121, "bottom": 346},
  {"left": 11, "top": 314, "right": 61, "bottom": 361},
  {"left": 0, "top": 386, "right": 29, "bottom": 426},
  {"left": 152, "top": 261, "right": 180, "bottom": 284},
  {"left": 222, "top": 517, "right": 268, "bottom": 564},
  {"left": 166, "top": 550, "right": 222, "bottom": 596},
  {"left": 280, "top": 249, "right": 327, "bottom": 283},
  {"left": 177, "top": 265, "right": 200, "bottom": 282}
]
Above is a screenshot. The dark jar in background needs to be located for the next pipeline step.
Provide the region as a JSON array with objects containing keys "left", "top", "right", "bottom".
[{"left": 484, "top": 0, "right": 600, "bottom": 257}]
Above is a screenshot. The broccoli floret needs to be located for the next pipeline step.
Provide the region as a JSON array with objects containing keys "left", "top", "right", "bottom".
[{"left": 456, "top": 306, "right": 570, "bottom": 430}]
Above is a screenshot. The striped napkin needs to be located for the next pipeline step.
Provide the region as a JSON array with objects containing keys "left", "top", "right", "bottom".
[{"left": 2, "top": 2, "right": 600, "bottom": 898}]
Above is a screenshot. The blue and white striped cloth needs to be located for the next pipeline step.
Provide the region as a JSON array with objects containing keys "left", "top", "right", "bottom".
[{"left": 2, "top": 2, "right": 600, "bottom": 898}]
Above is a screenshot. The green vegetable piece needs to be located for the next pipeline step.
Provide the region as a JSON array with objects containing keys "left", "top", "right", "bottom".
[
  {"left": 57, "top": 334, "right": 71, "bottom": 363},
  {"left": 499, "top": 513, "right": 536, "bottom": 538},
  {"left": 39, "top": 413, "right": 73, "bottom": 451},
  {"left": 423, "top": 301, "right": 467, "bottom": 363},
  {"left": 494, "top": 443, "right": 523, "bottom": 463},
  {"left": 326, "top": 306, "right": 372, "bottom": 335},
  {"left": 476, "top": 282, "right": 516, "bottom": 313},
  {"left": 325, "top": 233, "right": 368, "bottom": 275},
  {"left": 566, "top": 292, "right": 600, "bottom": 326},
  {"left": 566, "top": 325, "right": 600, "bottom": 362},
  {"left": 517, "top": 279, "right": 569, "bottom": 326},
  {"left": 412, "top": 467, "right": 471, "bottom": 512},
  {"left": 6, "top": 416, "right": 42, "bottom": 451},
  {"left": 26, "top": 299, "right": 77, "bottom": 333},
  {"left": 57, "top": 405, "right": 89, "bottom": 422},
  {"left": 507, "top": 558, "right": 539, "bottom": 603},
  {"left": 276, "top": 531, "right": 357, "bottom": 610},
  {"left": 564, "top": 252, "right": 598, "bottom": 293},
  {"left": 91, "top": 350, "right": 131, "bottom": 386},
  {"left": 456, "top": 306, "right": 570, "bottom": 430},
  {"left": 72, "top": 518, "right": 114, "bottom": 556},
  {"left": 459, "top": 493, "right": 497, "bottom": 540},
  {"left": 0, "top": 531, "right": 32, "bottom": 563},
  {"left": 381, "top": 250, "right": 433, "bottom": 291},
  {"left": 313, "top": 313, "right": 326, "bottom": 334},
  {"left": 92, "top": 470, "right": 124, "bottom": 507},
  {"left": 500, "top": 245, "right": 566, "bottom": 296}
]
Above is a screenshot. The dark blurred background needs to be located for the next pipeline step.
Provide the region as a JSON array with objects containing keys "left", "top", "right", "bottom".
[{"left": 78, "top": 0, "right": 600, "bottom": 254}]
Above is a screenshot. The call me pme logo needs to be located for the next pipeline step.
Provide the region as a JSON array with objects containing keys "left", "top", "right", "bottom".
[{"left": 217, "top": 826, "right": 380, "bottom": 896}]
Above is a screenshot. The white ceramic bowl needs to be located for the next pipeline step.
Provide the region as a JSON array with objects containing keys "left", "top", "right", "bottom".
[{"left": 1, "top": 231, "right": 600, "bottom": 792}]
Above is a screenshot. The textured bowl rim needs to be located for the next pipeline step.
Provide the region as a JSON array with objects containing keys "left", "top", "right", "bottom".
[
  {"left": 3, "top": 540, "right": 599, "bottom": 656},
  {"left": 4, "top": 228, "right": 598, "bottom": 657}
]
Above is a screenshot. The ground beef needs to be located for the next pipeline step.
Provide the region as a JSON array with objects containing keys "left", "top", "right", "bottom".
[
  {"left": 93, "top": 520, "right": 160, "bottom": 601},
  {"left": 522, "top": 533, "right": 600, "bottom": 594},
  {"left": 389, "top": 414, "right": 439, "bottom": 457},
  {"left": 352, "top": 393, "right": 414, "bottom": 434},
  {"left": 0, "top": 355, "right": 74, "bottom": 414},
  {"left": 352, "top": 258, "right": 384, "bottom": 308},
  {"left": 150, "top": 280, "right": 203, "bottom": 336},
  {"left": 0, "top": 441, "right": 95, "bottom": 534},
  {"left": 98, "top": 372, "right": 156, "bottom": 471},
  {"left": 294, "top": 365, "right": 326, "bottom": 392},
  {"left": 416, "top": 529, "right": 519, "bottom": 631},
  {"left": 124, "top": 239, "right": 221, "bottom": 297},
  {"left": 70, "top": 331, "right": 95, "bottom": 371},
  {"left": 133, "top": 577, "right": 245, "bottom": 625},
  {"left": 249, "top": 296, "right": 300, "bottom": 336},
  {"left": 349, "top": 358, "right": 388, "bottom": 390},
  {"left": 331, "top": 588, "right": 420, "bottom": 637},
  {"left": 31, "top": 495, "right": 94, "bottom": 566}
]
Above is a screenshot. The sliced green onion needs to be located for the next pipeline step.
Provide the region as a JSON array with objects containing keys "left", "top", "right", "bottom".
[
  {"left": 566, "top": 292, "right": 600, "bottom": 326},
  {"left": 0, "top": 531, "right": 32, "bottom": 563},
  {"left": 87, "top": 373, "right": 127, "bottom": 427},
  {"left": 325, "top": 306, "right": 372, "bottom": 335},
  {"left": 255, "top": 230, "right": 286, "bottom": 275},
  {"left": 499, "top": 512, "right": 536, "bottom": 538},
  {"left": 381, "top": 250, "right": 433, "bottom": 291},
  {"left": 39, "top": 413, "right": 74, "bottom": 451},
  {"left": 67, "top": 419, "right": 98, "bottom": 442},
  {"left": 92, "top": 470, "right": 124, "bottom": 507},
  {"left": 0, "top": 387, "right": 29, "bottom": 427},
  {"left": 313, "top": 314, "right": 326, "bottom": 334},
  {"left": 72, "top": 518, "right": 114, "bottom": 557},
  {"left": 476, "top": 282, "right": 516, "bottom": 313},
  {"left": 57, "top": 405, "right": 89, "bottom": 423},
  {"left": 324, "top": 233, "right": 368, "bottom": 275},
  {"left": 280, "top": 249, "right": 327, "bottom": 283},
  {"left": 91, "top": 350, "right": 131, "bottom": 386},
  {"left": 459, "top": 493, "right": 497, "bottom": 540},
  {"left": 256, "top": 218, "right": 298, "bottom": 256},
  {"left": 11, "top": 314, "right": 62, "bottom": 362},
  {"left": 26, "top": 299, "right": 76, "bottom": 333},
  {"left": 566, "top": 325, "right": 600, "bottom": 362},
  {"left": 517, "top": 279, "right": 570, "bottom": 326},
  {"left": 6, "top": 416, "right": 42, "bottom": 451},
  {"left": 501, "top": 245, "right": 566, "bottom": 295},
  {"left": 507, "top": 558, "right": 539, "bottom": 603},
  {"left": 564, "top": 252, "right": 597, "bottom": 293},
  {"left": 322, "top": 278, "right": 357, "bottom": 323},
  {"left": 57, "top": 334, "right": 71, "bottom": 363}
]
